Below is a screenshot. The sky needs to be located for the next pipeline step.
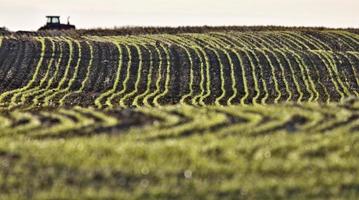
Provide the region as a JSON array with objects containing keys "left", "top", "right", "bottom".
[{"left": 0, "top": 0, "right": 358, "bottom": 31}]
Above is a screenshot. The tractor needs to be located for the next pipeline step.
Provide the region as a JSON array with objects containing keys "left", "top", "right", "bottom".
[{"left": 38, "top": 16, "right": 76, "bottom": 31}]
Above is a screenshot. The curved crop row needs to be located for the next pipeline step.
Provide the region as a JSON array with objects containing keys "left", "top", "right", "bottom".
[
  {"left": 0, "top": 97, "right": 358, "bottom": 138},
  {"left": 0, "top": 31, "right": 358, "bottom": 109}
]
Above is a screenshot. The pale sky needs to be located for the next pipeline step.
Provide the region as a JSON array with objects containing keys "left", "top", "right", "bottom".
[{"left": 0, "top": 0, "right": 358, "bottom": 31}]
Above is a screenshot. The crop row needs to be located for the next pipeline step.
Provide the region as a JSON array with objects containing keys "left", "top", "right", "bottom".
[
  {"left": 0, "top": 97, "right": 358, "bottom": 139},
  {"left": 0, "top": 31, "right": 358, "bottom": 109}
]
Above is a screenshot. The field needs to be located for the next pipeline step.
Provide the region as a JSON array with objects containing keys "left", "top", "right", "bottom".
[{"left": 0, "top": 28, "right": 359, "bottom": 199}]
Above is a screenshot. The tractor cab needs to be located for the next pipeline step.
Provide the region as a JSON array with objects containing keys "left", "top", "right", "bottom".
[
  {"left": 38, "top": 16, "right": 76, "bottom": 31},
  {"left": 46, "top": 16, "right": 61, "bottom": 25}
]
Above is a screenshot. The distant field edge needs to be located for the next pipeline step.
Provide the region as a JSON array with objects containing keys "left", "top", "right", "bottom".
[{"left": 2, "top": 25, "right": 359, "bottom": 36}]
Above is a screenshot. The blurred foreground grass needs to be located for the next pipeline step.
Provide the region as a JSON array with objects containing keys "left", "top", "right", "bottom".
[{"left": 1, "top": 100, "right": 359, "bottom": 199}]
